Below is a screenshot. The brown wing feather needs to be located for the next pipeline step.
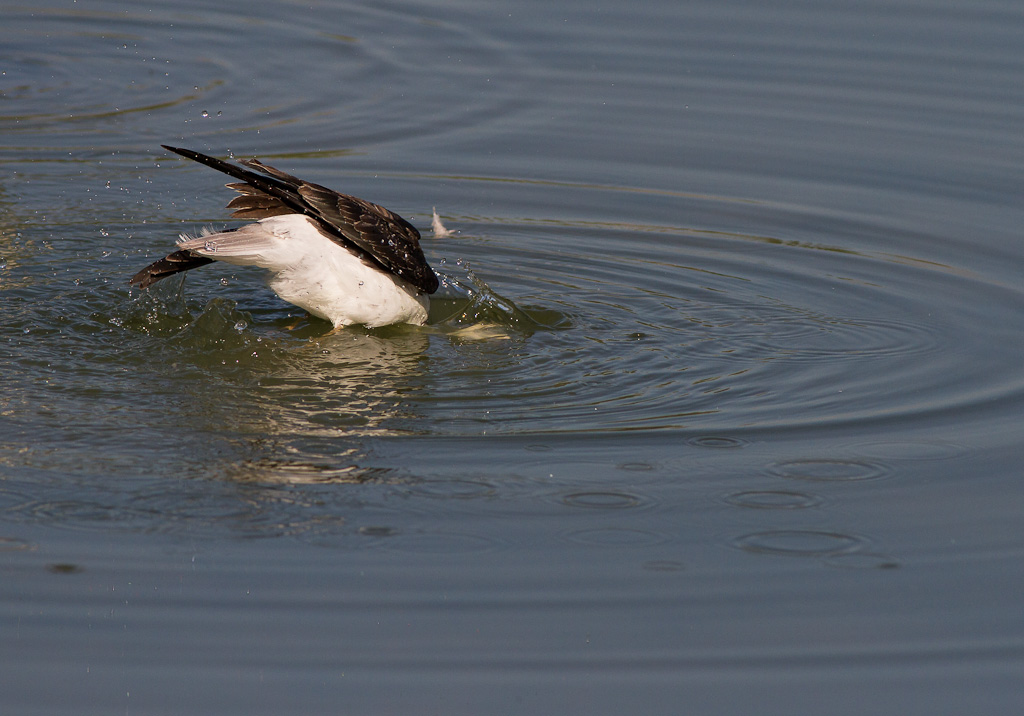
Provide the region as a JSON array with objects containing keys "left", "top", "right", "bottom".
[
  {"left": 297, "top": 184, "right": 438, "bottom": 294},
  {"left": 129, "top": 250, "right": 214, "bottom": 288},
  {"left": 154, "top": 146, "right": 440, "bottom": 294},
  {"left": 234, "top": 157, "right": 436, "bottom": 291}
]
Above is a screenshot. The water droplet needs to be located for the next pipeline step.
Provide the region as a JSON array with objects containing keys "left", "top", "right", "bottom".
[
  {"left": 201, "top": 110, "right": 210, "bottom": 118},
  {"left": 233, "top": 321, "right": 247, "bottom": 332},
  {"left": 204, "top": 241, "right": 217, "bottom": 252}
]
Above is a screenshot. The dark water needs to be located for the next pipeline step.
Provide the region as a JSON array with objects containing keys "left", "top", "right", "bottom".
[{"left": 2, "top": 0, "right": 1024, "bottom": 713}]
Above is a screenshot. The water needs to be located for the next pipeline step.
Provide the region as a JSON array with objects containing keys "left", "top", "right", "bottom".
[{"left": 2, "top": 0, "right": 1024, "bottom": 713}]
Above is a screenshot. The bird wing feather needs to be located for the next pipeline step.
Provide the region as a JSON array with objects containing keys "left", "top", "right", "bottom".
[{"left": 160, "top": 145, "right": 439, "bottom": 294}]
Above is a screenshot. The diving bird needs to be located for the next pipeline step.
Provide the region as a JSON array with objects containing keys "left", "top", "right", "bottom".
[{"left": 130, "top": 145, "right": 439, "bottom": 328}]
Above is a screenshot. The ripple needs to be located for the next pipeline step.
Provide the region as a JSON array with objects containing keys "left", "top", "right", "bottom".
[
  {"left": 0, "top": 3, "right": 535, "bottom": 153},
  {"left": 386, "top": 530, "right": 502, "bottom": 555},
  {"left": 14, "top": 499, "right": 146, "bottom": 530},
  {"left": 0, "top": 9, "right": 227, "bottom": 132},
  {"left": 0, "top": 536, "right": 34, "bottom": 552},
  {"left": 824, "top": 552, "right": 901, "bottom": 570},
  {"left": 405, "top": 479, "right": 499, "bottom": 500},
  {"left": 687, "top": 436, "right": 748, "bottom": 449},
  {"left": 690, "top": 313, "right": 940, "bottom": 364},
  {"left": 851, "top": 440, "right": 965, "bottom": 461},
  {"left": 563, "top": 528, "right": 667, "bottom": 547},
  {"left": 725, "top": 490, "right": 822, "bottom": 510},
  {"left": 6, "top": 484, "right": 354, "bottom": 540},
  {"left": 96, "top": 183, "right": 1024, "bottom": 443},
  {"left": 734, "top": 530, "right": 866, "bottom": 557},
  {"left": 0, "top": 483, "right": 35, "bottom": 512},
  {"left": 768, "top": 459, "right": 889, "bottom": 482},
  {"left": 616, "top": 461, "right": 656, "bottom": 472},
  {"left": 559, "top": 491, "right": 646, "bottom": 510},
  {"left": 401, "top": 199, "right": 1024, "bottom": 437}
]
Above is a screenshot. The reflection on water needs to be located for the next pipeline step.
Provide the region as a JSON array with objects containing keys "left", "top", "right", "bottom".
[{"left": 251, "top": 329, "right": 433, "bottom": 439}]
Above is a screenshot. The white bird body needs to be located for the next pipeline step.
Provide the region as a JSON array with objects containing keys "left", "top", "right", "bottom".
[
  {"left": 131, "top": 146, "right": 438, "bottom": 328},
  {"left": 178, "top": 217, "right": 429, "bottom": 328}
]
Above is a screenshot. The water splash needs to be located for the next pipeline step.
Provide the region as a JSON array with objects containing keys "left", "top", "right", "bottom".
[{"left": 430, "top": 259, "right": 567, "bottom": 339}]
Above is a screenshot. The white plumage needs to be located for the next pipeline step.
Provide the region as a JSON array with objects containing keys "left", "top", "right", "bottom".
[
  {"left": 178, "top": 217, "right": 429, "bottom": 328},
  {"left": 130, "top": 146, "right": 439, "bottom": 329}
]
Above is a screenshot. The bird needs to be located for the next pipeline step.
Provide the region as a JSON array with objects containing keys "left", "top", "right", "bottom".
[{"left": 130, "top": 145, "right": 439, "bottom": 328}]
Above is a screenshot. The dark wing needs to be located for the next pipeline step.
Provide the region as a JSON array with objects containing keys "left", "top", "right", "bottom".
[
  {"left": 159, "top": 145, "right": 439, "bottom": 294},
  {"left": 129, "top": 250, "right": 214, "bottom": 289}
]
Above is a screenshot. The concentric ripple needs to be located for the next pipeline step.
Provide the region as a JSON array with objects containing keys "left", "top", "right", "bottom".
[
  {"left": 79, "top": 184, "right": 1024, "bottom": 447},
  {"left": 352, "top": 192, "right": 1024, "bottom": 438},
  {"left": 734, "top": 530, "right": 866, "bottom": 558},
  {"left": 0, "top": 1, "right": 533, "bottom": 160}
]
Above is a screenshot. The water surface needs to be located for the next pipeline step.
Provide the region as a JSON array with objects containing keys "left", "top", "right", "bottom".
[{"left": 2, "top": 0, "right": 1023, "bottom": 713}]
